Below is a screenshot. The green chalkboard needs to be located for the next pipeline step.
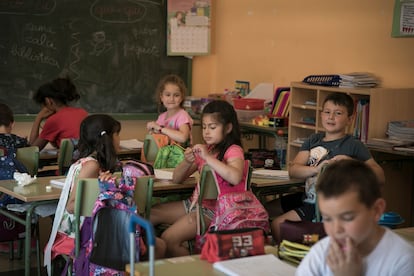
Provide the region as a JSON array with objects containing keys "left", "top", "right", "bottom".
[{"left": 0, "top": 0, "right": 190, "bottom": 115}]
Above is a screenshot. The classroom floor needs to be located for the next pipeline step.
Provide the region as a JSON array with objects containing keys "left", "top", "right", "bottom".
[{"left": 0, "top": 242, "right": 46, "bottom": 275}]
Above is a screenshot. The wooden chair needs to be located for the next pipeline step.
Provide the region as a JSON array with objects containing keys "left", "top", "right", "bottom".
[
  {"left": 198, "top": 160, "right": 253, "bottom": 235},
  {"left": 57, "top": 139, "right": 75, "bottom": 175},
  {"left": 53, "top": 178, "right": 100, "bottom": 275},
  {"left": 16, "top": 146, "right": 39, "bottom": 176},
  {"left": 135, "top": 176, "right": 154, "bottom": 219}
]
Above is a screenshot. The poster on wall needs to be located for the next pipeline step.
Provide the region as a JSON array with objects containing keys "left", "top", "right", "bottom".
[
  {"left": 392, "top": 0, "right": 414, "bottom": 37},
  {"left": 167, "top": 0, "right": 211, "bottom": 56}
]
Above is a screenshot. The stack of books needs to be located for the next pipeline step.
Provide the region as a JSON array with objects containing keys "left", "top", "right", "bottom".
[
  {"left": 270, "top": 87, "right": 290, "bottom": 117},
  {"left": 387, "top": 120, "right": 414, "bottom": 142},
  {"left": 339, "top": 72, "right": 379, "bottom": 88}
]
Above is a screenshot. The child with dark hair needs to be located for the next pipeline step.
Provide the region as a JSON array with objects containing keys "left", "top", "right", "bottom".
[
  {"left": 297, "top": 159, "right": 414, "bottom": 275},
  {"left": 271, "top": 92, "right": 385, "bottom": 244},
  {"left": 30, "top": 77, "right": 88, "bottom": 150},
  {"left": 44, "top": 114, "right": 121, "bottom": 275},
  {"left": 0, "top": 103, "right": 29, "bottom": 206},
  {"left": 150, "top": 100, "right": 248, "bottom": 257}
]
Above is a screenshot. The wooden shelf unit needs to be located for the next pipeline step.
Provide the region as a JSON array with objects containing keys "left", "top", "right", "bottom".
[{"left": 287, "top": 82, "right": 414, "bottom": 163}]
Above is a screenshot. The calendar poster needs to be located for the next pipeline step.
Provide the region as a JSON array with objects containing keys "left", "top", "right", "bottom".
[{"left": 167, "top": 0, "right": 211, "bottom": 56}]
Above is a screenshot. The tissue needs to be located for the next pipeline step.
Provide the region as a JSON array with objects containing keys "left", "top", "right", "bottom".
[{"left": 13, "top": 172, "right": 37, "bottom": 186}]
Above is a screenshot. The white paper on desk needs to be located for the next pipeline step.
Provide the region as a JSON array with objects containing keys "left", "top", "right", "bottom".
[
  {"left": 120, "top": 139, "right": 143, "bottom": 149},
  {"left": 213, "top": 254, "right": 296, "bottom": 276},
  {"left": 50, "top": 178, "right": 66, "bottom": 189},
  {"left": 252, "top": 169, "right": 289, "bottom": 179},
  {"left": 154, "top": 169, "right": 174, "bottom": 180}
]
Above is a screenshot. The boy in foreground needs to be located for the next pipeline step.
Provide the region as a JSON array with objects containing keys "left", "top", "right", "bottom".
[{"left": 296, "top": 159, "right": 414, "bottom": 276}]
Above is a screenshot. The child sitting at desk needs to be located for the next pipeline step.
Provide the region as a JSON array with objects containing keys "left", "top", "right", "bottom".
[
  {"left": 0, "top": 103, "right": 29, "bottom": 204},
  {"left": 146, "top": 74, "right": 193, "bottom": 145},
  {"left": 271, "top": 92, "right": 385, "bottom": 244},
  {"left": 296, "top": 159, "right": 414, "bottom": 275},
  {"left": 150, "top": 100, "right": 248, "bottom": 257},
  {"left": 29, "top": 77, "right": 88, "bottom": 151}
]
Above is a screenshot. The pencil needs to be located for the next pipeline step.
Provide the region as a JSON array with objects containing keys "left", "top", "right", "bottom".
[{"left": 175, "top": 143, "right": 186, "bottom": 151}]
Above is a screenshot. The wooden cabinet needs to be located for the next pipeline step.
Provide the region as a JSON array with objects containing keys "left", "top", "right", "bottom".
[{"left": 287, "top": 82, "right": 414, "bottom": 163}]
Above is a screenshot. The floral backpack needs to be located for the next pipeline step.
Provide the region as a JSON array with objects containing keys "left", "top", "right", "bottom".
[{"left": 73, "top": 174, "right": 149, "bottom": 275}]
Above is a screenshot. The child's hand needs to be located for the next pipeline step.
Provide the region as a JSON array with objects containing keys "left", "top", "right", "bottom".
[
  {"left": 183, "top": 147, "right": 195, "bottom": 163},
  {"left": 327, "top": 237, "right": 362, "bottom": 276},
  {"left": 99, "top": 170, "right": 114, "bottom": 181},
  {"left": 147, "top": 121, "right": 162, "bottom": 133},
  {"left": 38, "top": 107, "right": 55, "bottom": 120},
  {"left": 192, "top": 144, "right": 210, "bottom": 160}
]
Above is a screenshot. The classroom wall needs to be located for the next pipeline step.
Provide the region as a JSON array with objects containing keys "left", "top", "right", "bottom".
[
  {"left": 14, "top": 0, "right": 414, "bottom": 141},
  {"left": 192, "top": 0, "right": 414, "bottom": 96}
]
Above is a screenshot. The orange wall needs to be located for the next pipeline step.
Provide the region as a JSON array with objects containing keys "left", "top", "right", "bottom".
[{"left": 192, "top": 0, "right": 414, "bottom": 96}]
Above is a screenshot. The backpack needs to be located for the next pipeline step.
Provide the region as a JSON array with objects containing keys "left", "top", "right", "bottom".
[
  {"left": 153, "top": 144, "right": 185, "bottom": 169},
  {"left": 209, "top": 190, "right": 270, "bottom": 234},
  {"left": 123, "top": 159, "right": 154, "bottom": 177},
  {"left": 73, "top": 176, "right": 146, "bottom": 275},
  {"left": 0, "top": 146, "right": 28, "bottom": 181}
]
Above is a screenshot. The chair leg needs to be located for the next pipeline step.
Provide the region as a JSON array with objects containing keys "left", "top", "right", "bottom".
[{"left": 9, "top": 240, "right": 14, "bottom": 260}]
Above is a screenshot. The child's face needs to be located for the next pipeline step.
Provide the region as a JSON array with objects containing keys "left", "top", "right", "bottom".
[
  {"left": 201, "top": 114, "right": 227, "bottom": 145},
  {"left": 160, "top": 83, "right": 183, "bottom": 110},
  {"left": 320, "top": 101, "right": 352, "bottom": 135},
  {"left": 319, "top": 190, "right": 384, "bottom": 251}
]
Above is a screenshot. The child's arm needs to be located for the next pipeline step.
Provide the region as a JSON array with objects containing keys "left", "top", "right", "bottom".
[
  {"left": 159, "top": 123, "right": 191, "bottom": 144},
  {"left": 288, "top": 151, "right": 320, "bottom": 179},
  {"left": 66, "top": 159, "right": 100, "bottom": 213},
  {"left": 172, "top": 147, "right": 197, "bottom": 183},
  {"left": 192, "top": 144, "right": 244, "bottom": 185}
]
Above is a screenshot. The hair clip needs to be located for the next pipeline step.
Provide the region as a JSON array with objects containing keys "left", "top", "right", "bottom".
[{"left": 100, "top": 130, "right": 106, "bottom": 136}]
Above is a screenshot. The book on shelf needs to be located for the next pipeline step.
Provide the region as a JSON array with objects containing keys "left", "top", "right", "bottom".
[
  {"left": 270, "top": 87, "right": 290, "bottom": 115},
  {"left": 393, "top": 146, "right": 414, "bottom": 153}
]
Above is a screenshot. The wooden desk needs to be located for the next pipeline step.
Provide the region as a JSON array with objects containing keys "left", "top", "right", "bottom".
[
  {"left": 152, "top": 177, "right": 196, "bottom": 197},
  {"left": 250, "top": 176, "right": 305, "bottom": 201},
  {"left": 369, "top": 148, "right": 414, "bottom": 227},
  {"left": 0, "top": 176, "right": 61, "bottom": 276},
  {"left": 126, "top": 255, "right": 225, "bottom": 276},
  {"left": 394, "top": 227, "right": 414, "bottom": 245}
]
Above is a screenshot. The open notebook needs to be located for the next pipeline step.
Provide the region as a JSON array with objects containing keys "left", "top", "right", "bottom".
[
  {"left": 120, "top": 139, "right": 143, "bottom": 149},
  {"left": 213, "top": 254, "right": 296, "bottom": 276}
]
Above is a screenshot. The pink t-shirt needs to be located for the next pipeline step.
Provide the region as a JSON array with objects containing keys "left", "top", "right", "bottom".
[
  {"left": 156, "top": 108, "right": 193, "bottom": 143},
  {"left": 192, "top": 144, "right": 247, "bottom": 210},
  {"left": 40, "top": 106, "right": 88, "bottom": 148}
]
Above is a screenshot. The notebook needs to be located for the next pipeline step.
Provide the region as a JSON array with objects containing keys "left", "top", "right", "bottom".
[{"left": 213, "top": 254, "right": 296, "bottom": 276}]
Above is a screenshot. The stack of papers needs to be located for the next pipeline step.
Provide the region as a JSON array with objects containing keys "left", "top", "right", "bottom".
[
  {"left": 120, "top": 139, "right": 143, "bottom": 149},
  {"left": 339, "top": 72, "right": 379, "bottom": 88},
  {"left": 252, "top": 169, "right": 289, "bottom": 179},
  {"left": 387, "top": 120, "right": 414, "bottom": 142},
  {"left": 154, "top": 169, "right": 174, "bottom": 180},
  {"left": 213, "top": 254, "right": 296, "bottom": 276}
]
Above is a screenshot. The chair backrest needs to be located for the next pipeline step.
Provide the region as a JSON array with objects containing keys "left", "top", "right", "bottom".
[
  {"left": 197, "top": 160, "right": 253, "bottom": 234},
  {"left": 58, "top": 138, "right": 75, "bottom": 175},
  {"left": 134, "top": 176, "right": 154, "bottom": 219},
  {"left": 74, "top": 178, "right": 100, "bottom": 256},
  {"left": 16, "top": 146, "right": 39, "bottom": 176},
  {"left": 141, "top": 134, "right": 170, "bottom": 163}
]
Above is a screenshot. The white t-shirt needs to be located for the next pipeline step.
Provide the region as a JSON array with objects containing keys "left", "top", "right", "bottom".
[{"left": 296, "top": 227, "right": 414, "bottom": 276}]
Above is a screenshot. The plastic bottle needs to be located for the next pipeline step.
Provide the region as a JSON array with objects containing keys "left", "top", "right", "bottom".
[{"left": 275, "top": 135, "right": 287, "bottom": 169}]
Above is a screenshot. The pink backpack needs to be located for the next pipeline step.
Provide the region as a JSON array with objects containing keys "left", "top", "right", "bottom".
[{"left": 209, "top": 190, "right": 270, "bottom": 233}]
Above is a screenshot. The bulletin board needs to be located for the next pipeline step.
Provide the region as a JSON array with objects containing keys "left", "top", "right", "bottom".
[
  {"left": 167, "top": 0, "right": 211, "bottom": 56},
  {"left": 392, "top": 0, "right": 414, "bottom": 37}
]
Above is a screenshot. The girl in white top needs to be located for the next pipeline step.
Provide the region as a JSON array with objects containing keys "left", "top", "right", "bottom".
[{"left": 44, "top": 114, "right": 121, "bottom": 275}]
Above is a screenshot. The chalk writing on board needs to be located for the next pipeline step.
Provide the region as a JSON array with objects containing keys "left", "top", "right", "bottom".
[{"left": 0, "top": 0, "right": 189, "bottom": 114}]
